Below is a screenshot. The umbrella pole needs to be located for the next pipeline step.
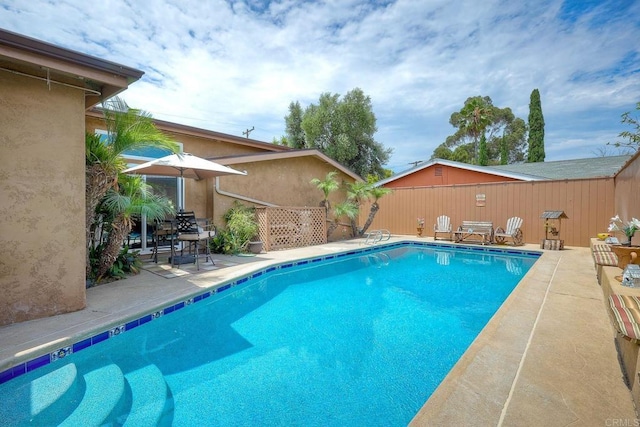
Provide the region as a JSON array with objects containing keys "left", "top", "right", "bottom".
[{"left": 178, "top": 171, "right": 185, "bottom": 212}]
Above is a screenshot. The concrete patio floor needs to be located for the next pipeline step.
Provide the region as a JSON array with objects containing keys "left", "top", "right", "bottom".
[{"left": 0, "top": 236, "right": 637, "bottom": 425}]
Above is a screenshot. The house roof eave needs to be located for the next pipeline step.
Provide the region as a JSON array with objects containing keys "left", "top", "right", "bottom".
[{"left": 212, "top": 149, "right": 364, "bottom": 182}]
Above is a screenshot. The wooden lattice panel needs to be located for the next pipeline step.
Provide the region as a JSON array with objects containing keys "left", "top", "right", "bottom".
[{"left": 255, "top": 207, "right": 327, "bottom": 251}]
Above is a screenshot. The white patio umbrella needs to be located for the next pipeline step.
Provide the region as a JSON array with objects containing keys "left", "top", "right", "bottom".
[
  {"left": 122, "top": 152, "right": 247, "bottom": 181},
  {"left": 122, "top": 152, "right": 247, "bottom": 211}
]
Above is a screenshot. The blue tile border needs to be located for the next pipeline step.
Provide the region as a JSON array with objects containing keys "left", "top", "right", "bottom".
[{"left": 0, "top": 240, "right": 541, "bottom": 386}]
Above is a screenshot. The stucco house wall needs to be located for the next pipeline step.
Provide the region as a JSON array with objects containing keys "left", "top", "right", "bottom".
[
  {"left": 0, "top": 29, "right": 142, "bottom": 326},
  {"left": 0, "top": 70, "right": 87, "bottom": 324},
  {"left": 211, "top": 156, "right": 353, "bottom": 226}
]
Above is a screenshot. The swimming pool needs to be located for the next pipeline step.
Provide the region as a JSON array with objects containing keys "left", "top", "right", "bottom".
[{"left": 0, "top": 242, "right": 539, "bottom": 426}]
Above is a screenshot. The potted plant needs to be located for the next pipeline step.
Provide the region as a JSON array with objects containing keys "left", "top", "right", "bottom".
[
  {"left": 608, "top": 215, "right": 640, "bottom": 246},
  {"left": 247, "top": 238, "right": 263, "bottom": 254},
  {"left": 417, "top": 217, "right": 425, "bottom": 237}
]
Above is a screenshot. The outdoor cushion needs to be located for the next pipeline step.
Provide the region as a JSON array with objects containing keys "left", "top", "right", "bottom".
[
  {"left": 593, "top": 244, "right": 613, "bottom": 253},
  {"left": 609, "top": 294, "right": 640, "bottom": 343},
  {"left": 593, "top": 251, "right": 618, "bottom": 267}
]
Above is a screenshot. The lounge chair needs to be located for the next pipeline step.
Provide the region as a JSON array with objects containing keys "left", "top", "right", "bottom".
[
  {"left": 433, "top": 215, "right": 453, "bottom": 241},
  {"left": 494, "top": 217, "right": 524, "bottom": 246}
]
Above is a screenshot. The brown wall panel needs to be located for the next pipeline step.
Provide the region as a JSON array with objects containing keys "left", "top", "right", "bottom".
[{"left": 360, "top": 177, "right": 625, "bottom": 247}]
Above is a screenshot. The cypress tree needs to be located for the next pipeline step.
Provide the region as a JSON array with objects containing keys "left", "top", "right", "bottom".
[
  {"left": 527, "top": 89, "right": 545, "bottom": 162},
  {"left": 500, "top": 136, "right": 508, "bottom": 165},
  {"left": 478, "top": 134, "right": 488, "bottom": 166}
]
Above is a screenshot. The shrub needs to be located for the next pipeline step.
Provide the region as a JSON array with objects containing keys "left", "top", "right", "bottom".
[{"left": 211, "top": 202, "right": 259, "bottom": 254}]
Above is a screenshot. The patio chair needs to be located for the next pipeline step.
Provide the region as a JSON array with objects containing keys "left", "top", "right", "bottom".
[
  {"left": 494, "top": 216, "right": 524, "bottom": 245},
  {"left": 151, "top": 219, "right": 178, "bottom": 263},
  {"left": 433, "top": 215, "right": 453, "bottom": 241},
  {"left": 173, "top": 211, "right": 216, "bottom": 270}
]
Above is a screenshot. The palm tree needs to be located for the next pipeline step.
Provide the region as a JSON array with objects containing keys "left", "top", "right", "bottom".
[
  {"left": 459, "top": 97, "right": 493, "bottom": 162},
  {"left": 310, "top": 171, "right": 340, "bottom": 213},
  {"left": 93, "top": 174, "right": 175, "bottom": 281},
  {"left": 343, "top": 182, "right": 392, "bottom": 237},
  {"left": 359, "top": 186, "right": 392, "bottom": 234},
  {"left": 86, "top": 97, "right": 178, "bottom": 275},
  {"left": 327, "top": 201, "right": 359, "bottom": 238}
]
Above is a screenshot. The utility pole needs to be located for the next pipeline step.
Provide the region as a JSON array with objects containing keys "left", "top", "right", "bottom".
[
  {"left": 408, "top": 160, "right": 423, "bottom": 167},
  {"left": 242, "top": 126, "right": 255, "bottom": 138}
]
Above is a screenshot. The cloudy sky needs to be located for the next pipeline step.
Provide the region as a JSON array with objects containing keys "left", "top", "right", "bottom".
[{"left": 2, "top": 0, "right": 639, "bottom": 172}]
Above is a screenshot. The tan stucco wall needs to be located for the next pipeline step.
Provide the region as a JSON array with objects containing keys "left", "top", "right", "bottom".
[
  {"left": 211, "top": 157, "right": 353, "bottom": 236},
  {"left": 0, "top": 71, "right": 86, "bottom": 325},
  {"left": 212, "top": 157, "right": 349, "bottom": 221}
]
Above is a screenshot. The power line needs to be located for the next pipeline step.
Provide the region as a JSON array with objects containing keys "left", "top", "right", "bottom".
[{"left": 408, "top": 160, "right": 424, "bottom": 167}]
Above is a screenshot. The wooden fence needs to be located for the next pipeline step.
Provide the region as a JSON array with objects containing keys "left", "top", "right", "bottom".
[
  {"left": 359, "top": 177, "right": 617, "bottom": 248},
  {"left": 256, "top": 207, "right": 327, "bottom": 251}
]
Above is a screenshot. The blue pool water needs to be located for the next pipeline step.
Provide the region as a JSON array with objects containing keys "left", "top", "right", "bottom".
[{"left": 0, "top": 243, "right": 538, "bottom": 426}]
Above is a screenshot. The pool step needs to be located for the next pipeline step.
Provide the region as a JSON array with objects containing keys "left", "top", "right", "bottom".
[
  {"left": 123, "top": 364, "right": 171, "bottom": 426},
  {"left": 59, "top": 363, "right": 125, "bottom": 426},
  {"left": 1, "top": 363, "right": 82, "bottom": 426}
]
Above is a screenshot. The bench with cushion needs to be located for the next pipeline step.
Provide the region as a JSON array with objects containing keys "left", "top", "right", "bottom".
[
  {"left": 592, "top": 244, "right": 618, "bottom": 266},
  {"left": 591, "top": 242, "right": 618, "bottom": 283},
  {"left": 454, "top": 221, "right": 494, "bottom": 245},
  {"left": 609, "top": 294, "right": 640, "bottom": 343}
]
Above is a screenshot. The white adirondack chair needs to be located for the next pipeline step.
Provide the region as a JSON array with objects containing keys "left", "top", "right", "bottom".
[
  {"left": 494, "top": 216, "right": 524, "bottom": 245},
  {"left": 433, "top": 215, "right": 452, "bottom": 241}
]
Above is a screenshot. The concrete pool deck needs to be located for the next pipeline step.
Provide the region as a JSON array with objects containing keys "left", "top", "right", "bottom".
[{"left": 0, "top": 236, "right": 637, "bottom": 425}]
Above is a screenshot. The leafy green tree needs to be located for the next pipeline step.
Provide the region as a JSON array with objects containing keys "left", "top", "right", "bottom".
[
  {"left": 432, "top": 144, "right": 453, "bottom": 160},
  {"left": 439, "top": 96, "right": 526, "bottom": 165},
  {"left": 286, "top": 88, "right": 392, "bottom": 178},
  {"left": 609, "top": 101, "right": 640, "bottom": 151},
  {"left": 86, "top": 97, "right": 179, "bottom": 277},
  {"left": 527, "top": 89, "right": 545, "bottom": 162},
  {"left": 502, "top": 117, "right": 527, "bottom": 163},
  {"left": 272, "top": 136, "right": 288, "bottom": 145},
  {"left": 285, "top": 101, "right": 306, "bottom": 149}
]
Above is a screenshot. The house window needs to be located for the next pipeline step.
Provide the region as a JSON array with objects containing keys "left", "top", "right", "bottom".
[{"left": 435, "top": 167, "right": 443, "bottom": 176}]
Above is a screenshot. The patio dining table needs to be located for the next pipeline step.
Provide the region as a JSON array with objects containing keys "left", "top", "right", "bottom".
[{"left": 151, "top": 216, "right": 213, "bottom": 266}]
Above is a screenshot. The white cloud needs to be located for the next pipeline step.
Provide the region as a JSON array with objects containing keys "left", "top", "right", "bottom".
[{"left": 1, "top": 0, "right": 638, "bottom": 171}]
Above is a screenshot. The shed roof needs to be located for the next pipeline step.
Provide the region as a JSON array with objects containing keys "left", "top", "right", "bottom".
[
  {"left": 374, "top": 158, "right": 542, "bottom": 187},
  {"left": 490, "top": 155, "right": 632, "bottom": 180}
]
